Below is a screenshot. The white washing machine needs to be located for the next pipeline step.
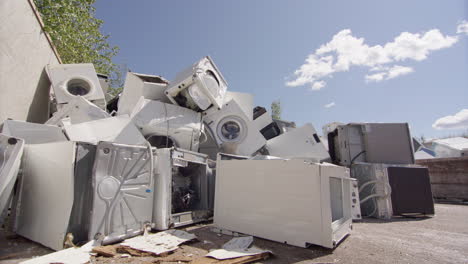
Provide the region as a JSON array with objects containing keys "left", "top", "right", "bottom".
[
  {"left": 203, "top": 99, "right": 266, "bottom": 156},
  {"left": 152, "top": 148, "right": 213, "bottom": 231},
  {"left": 165, "top": 56, "right": 227, "bottom": 112},
  {"left": 130, "top": 97, "right": 202, "bottom": 152},
  {"left": 46, "top": 63, "right": 106, "bottom": 107}
]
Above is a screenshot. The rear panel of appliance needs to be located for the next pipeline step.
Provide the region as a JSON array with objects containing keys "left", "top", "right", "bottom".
[
  {"left": 332, "top": 123, "right": 414, "bottom": 166},
  {"left": 387, "top": 166, "right": 434, "bottom": 215},
  {"left": 351, "top": 163, "right": 393, "bottom": 219},
  {"left": 89, "top": 142, "right": 154, "bottom": 244},
  {"left": 334, "top": 125, "right": 365, "bottom": 166},
  {"left": 363, "top": 123, "right": 414, "bottom": 164},
  {"left": 153, "top": 148, "right": 212, "bottom": 230}
]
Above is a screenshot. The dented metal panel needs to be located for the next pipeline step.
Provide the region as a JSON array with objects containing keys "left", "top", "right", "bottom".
[
  {"left": 0, "top": 134, "right": 24, "bottom": 215},
  {"left": 89, "top": 142, "right": 154, "bottom": 244},
  {"left": 15, "top": 142, "right": 76, "bottom": 251}
]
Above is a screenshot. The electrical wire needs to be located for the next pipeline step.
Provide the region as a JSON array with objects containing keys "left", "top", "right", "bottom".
[{"left": 350, "top": 150, "right": 366, "bottom": 164}]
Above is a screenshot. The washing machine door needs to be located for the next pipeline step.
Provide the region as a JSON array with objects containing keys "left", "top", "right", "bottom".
[
  {"left": 46, "top": 64, "right": 105, "bottom": 104},
  {"left": 204, "top": 100, "right": 266, "bottom": 156}
]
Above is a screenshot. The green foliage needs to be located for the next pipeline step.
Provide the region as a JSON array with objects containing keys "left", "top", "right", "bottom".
[
  {"left": 34, "top": 0, "right": 121, "bottom": 94},
  {"left": 271, "top": 100, "right": 281, "bottom": 120}
]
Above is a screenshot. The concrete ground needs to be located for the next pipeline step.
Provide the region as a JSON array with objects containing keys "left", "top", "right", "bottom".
[{"left": 1, "top": 203, "right": 467, "bottom": 264}]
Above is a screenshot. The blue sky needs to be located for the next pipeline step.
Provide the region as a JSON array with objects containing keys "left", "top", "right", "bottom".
[{"left": 95, "top": 0, "right": 468, "bottom": 139}]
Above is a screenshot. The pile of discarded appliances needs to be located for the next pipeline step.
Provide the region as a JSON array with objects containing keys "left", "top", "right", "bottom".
[{"left": 0, "top": 56, "right": 435, "bottom": 253}]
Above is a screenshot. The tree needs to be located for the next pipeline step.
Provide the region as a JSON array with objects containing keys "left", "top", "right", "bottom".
[
  {"left": 34, "top": 0, "right": 121, "bottom": 94},
  {"left": 271, "top": 100, "right": 281, "bottom": 120}
]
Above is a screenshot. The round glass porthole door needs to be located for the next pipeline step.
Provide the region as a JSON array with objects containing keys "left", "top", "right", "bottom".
[
  {"left": 217, "top": 116, "right": 247, "bottom": 143},
  {"left": 65, "top": 78, "right": 93, "bottom": 96}
]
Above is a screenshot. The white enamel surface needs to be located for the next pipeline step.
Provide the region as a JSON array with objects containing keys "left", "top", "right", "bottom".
[
  {"left": 63, "top": 115, "right": 146, "bottom": 146},
  {"left": 214, "top": 159, "right": 352, "bottom": 248},
  {"left": 15, "top": 142, "right": 76, "bottom": 251},
  {"left": 266, "top": 123, "right": 330, "bottom": 161},
  {"left": 131, "top": 98, "right": 202, "bottom": 151},
  {"left": 46, "top": 96, "right": 110, "bottom": 126},
  {"left": 46, "top": 64, "right": 105, "bottom": 104},
  {"left": 2, "top": 120, "right": 67, "bottom": 144},
  {"left": 203, "top": 100, "right": 266, "bottom": 156}
]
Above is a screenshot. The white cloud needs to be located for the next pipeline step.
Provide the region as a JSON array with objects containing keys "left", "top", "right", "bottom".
[
  {"left": 365, "top": 72, "right": 386, "bottom": 82},
  {"left": 386, "top": 65, "right": 414, "bottom": 79},
  {"left": 432, "top": 109, "right": 468, "bottom": 130},
  {"left": 366, "top": 65, "right": 414, "bottom": 82},
  {"left": 324, "top": 102, "right": 336, "bottom": 108},
  {"left": 311, "top": 80, "right": 326, "bottom": 90},
  {"left": 457, "top": 20, "right": 468, "bottom": 34},
  {"left": 287, "top": 28, "right": 458, "bottom": 90}
]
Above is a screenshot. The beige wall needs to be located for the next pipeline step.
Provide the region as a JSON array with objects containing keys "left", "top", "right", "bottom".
[{"left": 0, "top": 0, "right": 61, "bottom": 124}]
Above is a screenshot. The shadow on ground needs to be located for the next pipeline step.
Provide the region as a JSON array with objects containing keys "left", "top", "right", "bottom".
[
  {"left": 0, "top": 230, "right": 52, "bottom": 264},
  {"left": 357, "top": 215, "right": 432, "bottom": 224}
]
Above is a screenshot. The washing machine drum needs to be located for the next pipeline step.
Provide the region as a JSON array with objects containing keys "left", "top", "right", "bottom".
[
  {"left": 216, "top": 116, "right": 247, "bottom": 143},
  {"left": 62, "top": 77, "right": 95, "bottom": 97},
  {"left": 188, "top": 70, "right": 221, "bottom": 111},
  {"left": 188, "top": 84, "right": 211, "bottom": 110}
]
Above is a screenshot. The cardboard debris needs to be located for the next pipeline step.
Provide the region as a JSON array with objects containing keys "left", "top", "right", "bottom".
[
  {"left": 92, "top": 245, "right": 118, "bottom": 257},
  {"left": 192, "top": 252, "right": 270, "bottom": 264},
  {"left": 120, "top": 230, "right": 197, "bottom": 255}
]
